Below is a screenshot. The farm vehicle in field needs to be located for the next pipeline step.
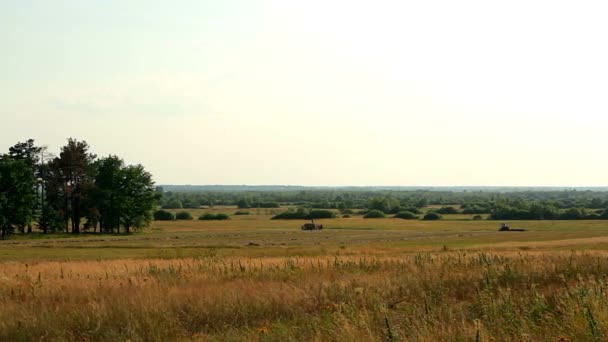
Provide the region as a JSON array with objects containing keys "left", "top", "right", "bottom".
[
  {"left": 301, "top": 219, "right": 324, "bottom": 231},
  {"left": 499, "top": 223, "right": 526, "bottom": 232}
]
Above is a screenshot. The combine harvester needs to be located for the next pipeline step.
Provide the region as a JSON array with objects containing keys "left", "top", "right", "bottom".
[{"left": 498, "top": 223, "right": 526, "bottom": 232}]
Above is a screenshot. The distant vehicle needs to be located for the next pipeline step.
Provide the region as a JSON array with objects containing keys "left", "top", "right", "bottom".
[
  {"left": 499, "top": 223, "right": 526, "bottom": 232},
  {"left": 301, "top": 219, "right": 323, "bottom": 230}
]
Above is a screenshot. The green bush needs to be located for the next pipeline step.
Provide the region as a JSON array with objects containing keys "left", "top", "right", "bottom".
[
  {"left": 473, "top": 215, "right": 483, "bottom": 220},
  {"left": 234, "top": 210, "right": 250, "bottom": 215},
  {"left": 272, "top": 208, "right": 336, "bottom": 220},
  {"left": 175, "top": 211, "right": 193, "bottom": 220},
  {"left": 602, "top": 208, "right": 608, "bottom": 219},
  {"left": 436, "top": 206, "right": 460, "bottom": 214},
  {"left": 394, "top": 211, "right": 417, "bottom": 219},
  {"left": 308, "top": 209, "right": 337, "bottom": 219},
  {"left": 342, "top": 214, "right": 351, "bottom": 218},
  {"left": 153, "top": 210, "right": 174, "bottom": 221},
  {"left": 423, "top": 212, "right": 442, "bottom": 220},
  {"left": 199, "top": 213, "right": 230, "bottom": 220},
  {"left": 364, "top": 210, "right": 386, "bottom": 218},
  {"left": 403, "top": 207, "right": 421, "bottom": 214},
  {"left": 559, "top": 208, "right": 585, "bottom": 220}
]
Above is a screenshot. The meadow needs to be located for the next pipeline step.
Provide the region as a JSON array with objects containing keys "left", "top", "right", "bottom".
[{"left": 1, "top": 207, "right": 608, "bottom": 341}]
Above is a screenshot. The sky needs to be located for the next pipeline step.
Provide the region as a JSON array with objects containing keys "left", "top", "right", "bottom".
[{"left": 1, "top": 0, "right": 607, "bottom": 186}]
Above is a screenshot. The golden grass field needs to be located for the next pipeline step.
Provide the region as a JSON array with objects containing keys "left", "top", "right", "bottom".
[{"left": 1, "top": 207, "right": 608, "bottom": 341}]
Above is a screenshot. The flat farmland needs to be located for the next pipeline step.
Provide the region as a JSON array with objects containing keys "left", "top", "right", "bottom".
[
  {"left": 1, "top": 210, "right": 608, "bottom": 341},
  {"left": 1, "top": 212, "right": 608, "bottom": 261}
]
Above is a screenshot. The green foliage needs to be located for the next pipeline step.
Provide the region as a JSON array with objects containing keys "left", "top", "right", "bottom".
[
  {"left": 436, "top": 206, "right": 460, "bottom": 214},
  {"left": 394, "top": 211, "right": 417, "bottom": 219},
  {"left": 490, "top": 203, "right": 560, "bottom": 220},
  {"left": 199, "top": 213, "right": 230, "bottom": 220},
  {"left": 364, "top": 210, "right": 386, "bottom": 218},
  {"left": 367, "top": 197, "right": 401, "bottom": 214},
  {"left": 423, "top": 212, "right": 442, "bottom": 220},
  {"left": 403, "top": 207, "right": 421, "bottom": 214},
  {"left": 234, "top": 210, "right": 250, "bottom": 215},
  {"left": 162, "top": 198, "right": 183, "bottom": 209},
  {"left": 153, "top": 210, "right": 174, "bottom": 221},
  {"left": 175, "top": 211, "right": 193, "bottom": 220},
  {"left": 559, "top": 208, "right": 585, "bottom": 220},
  {"left": 272, "top": 208, "right": 336, "bottom": 220},
  {"left": 0, "top": 157, "right": 37, "bottom": 237},
  {"left": 308, "top": 210, "right": 337, "bottom": 219}
]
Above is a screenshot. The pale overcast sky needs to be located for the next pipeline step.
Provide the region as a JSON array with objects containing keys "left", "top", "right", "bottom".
[{"left": 1, "top": 1, "right": 607, "bottom": 186}]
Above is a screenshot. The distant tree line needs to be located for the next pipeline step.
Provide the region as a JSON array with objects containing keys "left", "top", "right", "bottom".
[
  {"left": 158, "top": 189, "right": 608, "bottom": 221},
  {"left": 0, "top": 139, "right": 159, "bottom": 238}
]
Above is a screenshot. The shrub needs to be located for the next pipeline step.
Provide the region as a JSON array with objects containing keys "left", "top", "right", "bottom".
[
  {"left": 175, "top": 211, "right": 193, "bottom": 220},
  {"left": 340, "top": 208, "right": 354, "bottom": 215},
  {"left": 258, "top": 202, "right": 280, "bottom": 208},
  {"left": 153, "top": 209, "right": 174, "bottom": 221},
  {"left": 462, "top": 205, "right": 490, "bottom": 214},
  {"left": 161, "top": 198, "right": 183, "bottom": 209},
  {"left": 342, "top": 214, "right": 351, "bottom": 218},
  {"left": 199, "top": 213, "right": 230, "bottom": 220},
  {"left": 364, "top": 210, "right": 386, "bottom": 218},
  {"left": 272, "top": 209, "right": 336, "bottom": 220},
  {"left": 394, "top": 211, "right": 417, "bottom": 219},
  {"left": 559, "top": 208, "right": 585, "bottom": 220},
  {"left": 423, "top": 212, "right": 442, "bottom": 220},
  {"left": 403, "top": 207, "right": 421, "bottom": 214},
  {"left": 234, "top": 210, "right": 250, "bottom": 215},
  {"left": 308, "top": 209, "right": 337, "bottom": 219},
  {"left": 436, "top": 206, "right": 460, "bottom": 215},
  {"left": 473, "top": 215, "right": 483, "bottom": 220}
]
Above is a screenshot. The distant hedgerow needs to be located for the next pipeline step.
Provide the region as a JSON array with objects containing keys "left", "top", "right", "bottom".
[
  {"left": 364, "top": 210, "right": 386, "bottom": 218},
  {"left": 153, "top": 210, "right": 174, "bottom": 221},
  {"left": 394, "top": 211, "right": 417, "bottom": 219},
  {"left": 272, "top": 208, "right": 336, "bottom": 220},
  {"left": 423, "top": 212, "right": 442, "bottom": 220},
  {"left": 199, "top": 213, "right": 230, "bottom": 220},
  {"left": 175, "top": 211, "right": 193, "bottom": 220}
]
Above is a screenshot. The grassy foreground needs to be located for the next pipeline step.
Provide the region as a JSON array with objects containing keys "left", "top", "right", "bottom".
[
  {"left": 1, "top": 212, "right": 608, "bottom": 341},
  {"left": 1, "top": 252, "right": 607, "bottom": 341}
]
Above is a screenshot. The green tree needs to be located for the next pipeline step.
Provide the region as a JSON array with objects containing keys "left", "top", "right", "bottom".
[
  {"left": 0, "top": 157, "right": 37, "bottom": 238},
  {"left": 118, "top": 164, "right": 158, "bottom": 233},
  {"left": 92, "top": 156, "right": 124, "bottom": 233},
  {"left": 57, "top": 139, "right": 96, "bottom": 234},
  {"left": 8, "top": 139, "right": 43, "bottom": 233}
]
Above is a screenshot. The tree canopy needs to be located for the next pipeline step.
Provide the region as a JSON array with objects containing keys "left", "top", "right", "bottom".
[{"left": 0, "top": 138, "right": 159, "bottom": 238}]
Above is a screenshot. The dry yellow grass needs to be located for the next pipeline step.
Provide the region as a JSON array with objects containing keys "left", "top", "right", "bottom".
[
  {"left": 2, "top": 214, "right": 608, "bottom": 340},
  {"left": 1, "top": 251, "right": 608, "bottom": 341}
]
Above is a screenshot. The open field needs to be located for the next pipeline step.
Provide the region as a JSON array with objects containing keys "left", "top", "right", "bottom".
[{"left": 1, "top": 210, "right": 608, "bottom": 341}]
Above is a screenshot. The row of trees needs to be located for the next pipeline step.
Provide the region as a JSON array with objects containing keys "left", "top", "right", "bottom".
[{"left": 0, "top": 139, "right": 159, "bottom": 237}]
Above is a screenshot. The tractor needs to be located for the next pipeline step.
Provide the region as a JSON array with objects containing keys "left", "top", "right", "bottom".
[
  {"left": 301, "top": 219, "right": 323, "bottom": 231},
  {"left": 499, "top": 223, "right": 526, "bottom": 232}
]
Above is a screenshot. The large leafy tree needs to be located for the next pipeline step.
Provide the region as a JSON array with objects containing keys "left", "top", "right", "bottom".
[
  {"left": 0, "top": 157, "right": 37, "bottom": 238},
  {"left": 43, "top": 158, "right": 69, "bottom": 233},
  {"left": 56, "top": 139, "right": 96, "bottom": 234},
  {"left": 92, "top": 156, "right": 124, "bottom": 233},
  {"left": 7, "top": 139, "right": 42, "bottom": 233},
  {"left": 118, "top": 164, "right": 158, "bottom": 233},
  {"left": 2, "top": 138, "right": 159, "bottom": 236}
]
